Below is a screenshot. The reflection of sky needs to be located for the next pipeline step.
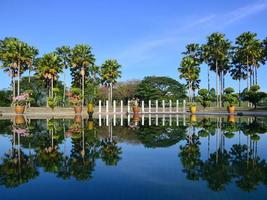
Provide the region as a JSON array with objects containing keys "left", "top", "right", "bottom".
[{"left": 0, "top": 116, "right": 267, "bottom": 199}]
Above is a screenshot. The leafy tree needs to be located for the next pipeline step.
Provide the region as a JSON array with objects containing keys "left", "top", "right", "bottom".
[
  {"left": 242, "top": 85, "right": 266, "bottom": 108},
  {"left": 0, "top": 37, "right": 38, "bottom": 97},
  {"left": 203, "top": 33, "right": 231, "bottom": 108},
  {"left": 178, "top": 56, "right": 200, "bottom": 102},
  {"left": 0, "top": 90, "right": 12, "bottom": 106},
  {"left": 223, "top": 87, "right": 238, "bottom": 106},
  {"left": 55, "top": 46, "right": 71, "bottom": 106},
  {"left": 70, "top": 44, "right": 95, "bottom": 106},
  {"left": 100, "top": 59, "right": 122, "bottom": 105},
  {"left": 234, "top": 32, "right": 265, "bottom": 87},
  {"left": 35, "top": 53, "right": 62, "bottom": 99},
  {"left": 196, "top": 89, "right": 212, "bottom": 109},
  {"left": 136, "top": 76, "right": 186, "bottom": 103}
]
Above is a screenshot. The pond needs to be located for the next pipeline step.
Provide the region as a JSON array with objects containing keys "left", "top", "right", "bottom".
[{"left": 0, "top": 114, "right": 267, "bottom": 200}]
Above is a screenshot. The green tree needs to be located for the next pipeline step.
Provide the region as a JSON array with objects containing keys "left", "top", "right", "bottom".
[
  {"left": 235, "top": 32, "right": 265, "bottom": 88},
  {"left": 136, "top": 76, "right": 186, "bottom": 103},
  {"left": 55, "top": 46, "right": 71, "bottom": 106},
  {"left": 204, "top": 33, "right": 231, "bottom": 108},
  {"left": 70, "top": 44, "right": 95, "bottom": 106},
  {"left": 0, "top": 37, "right": 37, "bottom": 97},
  {"left": 178, "top": 56, "right": 200, "bottom": 102},
  {"left": 36, "top": 53, "right": 62, "bottom": 99},
  {"left": 100, "top": 59, "right": 122, "bottom": 106},
  {"left": 242, "top": 85, "right": 266, "bottom": 108},
  {"left": 196, "top": 89, "right": 212, "bottom": 109}
]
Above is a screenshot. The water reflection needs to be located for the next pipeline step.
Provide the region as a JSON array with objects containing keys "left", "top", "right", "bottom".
[{"left": 0, "top": 115, "right": 266, "bottom": 194}]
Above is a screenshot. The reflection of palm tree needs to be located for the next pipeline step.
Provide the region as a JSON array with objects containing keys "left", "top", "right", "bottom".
[
  {"left": 201, "top": 150, "right": 232, "bottom": 191},
  {"left": 179, "top": 133, "right": 201, "bottom": 180},
  {"left": 100, "top": 138, "right": 122, "bottom": 166},
  {"left": 0, "top": 148, "right": 39, "bottom": 188},
  {"left": 230, "top": 144, "right": 266, "bottom": 192}
]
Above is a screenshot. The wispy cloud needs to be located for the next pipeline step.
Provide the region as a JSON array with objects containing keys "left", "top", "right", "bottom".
[{"left": 118, "top": 1, "right": 267, "bottom": 65}]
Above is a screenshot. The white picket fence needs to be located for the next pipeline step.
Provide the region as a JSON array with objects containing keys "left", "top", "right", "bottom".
[{"left": 96, "top": 99, "right": 187, "bottom": 114}]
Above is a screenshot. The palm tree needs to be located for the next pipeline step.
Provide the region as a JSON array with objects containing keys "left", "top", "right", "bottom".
[
  {"left": 230, "top": 48, "right": 248, "bottom": 107},
  {"left": 0, "top": 37, "right": 35, "bottom": 96},
  {"left": 100, "top": 59, "right": 122, "bottom": 108},
  {"left": 204, "top": 33, "right": 231, "bottom": 108},
  {"left": 70, "top": 44, "right": 95, "bottom": 107},
  {"left": 36, "top": 53, "right": 62, "bottom": 99},
  {"left": 55, "top": 46, "right": 71, "bottom": 106},
  {"left": 178, "top": 56, "right": 200, "bottom": 102},
  {"left": 235, "top": 32, "right": 265, "bottom": 88},
  {"left": 26, "top": 46, "right": 39, "bottom": 83}
]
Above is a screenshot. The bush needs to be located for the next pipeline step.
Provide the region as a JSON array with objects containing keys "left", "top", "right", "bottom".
[
  {"left": 196, "top": 89, "right": 211, "bottom": 109},
  {"left": 243, "top": 85, "right": 267, "bottom": 108},
  {"left": 223, "top": 87, "right": 238, "bottom": 106}
]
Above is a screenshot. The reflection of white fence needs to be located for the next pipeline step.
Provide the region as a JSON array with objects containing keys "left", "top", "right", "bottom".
[
  {"left": 98, "top": 113, "right": 188, "bottom": 127},
  {"left": 97, "top": 100, "right": 187, "bottom": 114}
]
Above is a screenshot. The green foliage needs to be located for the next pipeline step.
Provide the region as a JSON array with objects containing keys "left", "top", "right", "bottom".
[
  {"left": 136, "top": 76, "right": 186, "bottom": 102},
  {"left": 223, "top": 87, "right": 238, "bottom": 106},
  {"left": 100, "top": 59, "right": 122, "bottom": 86},
  {"left": 197, "top": 89, "right": 212, "bottom": 109},
  {"left": 243, "top": 85, "right": 267, "bottom": 108},
  {"left": 0, "top": 90, "right": 12, "bottom": 106},
  {"left": 70, "top": 44, "right": 95, "bottom": 87},
  {"left": 47, "top": 97, "right": 58, "bottom": 110}
]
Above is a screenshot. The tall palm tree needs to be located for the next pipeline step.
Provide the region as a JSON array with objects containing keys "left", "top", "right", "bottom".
[
  {"left": 178, "top": 56, "right": 200, "bottom": 102},
  {"left": 100, "top": 59, "right": 122, "bottom": 107},
  {"left": 36, "top": 53, "right": 62, "bottom": 99},
  {"left": 235, "top": 32, "right": 265, "bottom": 88},
  {"left": 70, "top": 44, "right": 95, "bottom": 107},
  {"left": 230, "top": 50, "right": 247, "bottom": 107},
  {"left": 0, "top": 37, "right": 34, "bottom": 96},
  {"left": 55, "top": 46, "right": 71, "bottom": 106},
  {"left": 204, "top": 33, "right": 231, "bottom": 108},
  {"left": 26, "top": 46, "right": 39, "bottom": 83}
]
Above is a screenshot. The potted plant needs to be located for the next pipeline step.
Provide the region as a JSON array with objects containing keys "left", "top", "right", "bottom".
[
  {"left": 12, "top": 93, "right": 30, "bottom": 114},
  {"left": 130, "top": 98, "right": 140, "bottom": 114},
  {"left": 67, "top": 88, "right": 83, "bottom": 114},
  {"left": 188, "top": 102, "right": 197, "bottom": 114},
  {"left": 87, "top": 97, "right": 94, "bottom": 116},
  {"left": 223, "top": 87, "right": 238, "bottom": 113}
]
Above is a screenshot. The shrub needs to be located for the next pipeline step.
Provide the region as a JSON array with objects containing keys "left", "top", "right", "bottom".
[
  {"left": 223, "top": 87, "right": 238, "bottom": 106},
  {"left": 243, "top": 85, "right": 267, "bottom": 108}
]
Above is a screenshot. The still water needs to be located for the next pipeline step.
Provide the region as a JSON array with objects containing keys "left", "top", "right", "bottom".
[{"left": 0, "top": 114, "right": 267, "bottom": 200}]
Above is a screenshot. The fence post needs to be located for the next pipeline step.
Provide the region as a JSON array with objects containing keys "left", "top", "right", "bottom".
[
  {"left": 176, "top": 100, "right": 179, "bottom": 113},
  {"left": 142, "top": 100, "right": 144, "bottom": 113},
  {"left": 183, "top": 100, "right": 186, "bottom": 113},
  {"left": 156, "top": 100, "right": 158, "bottom": 113},
  {"left": 113, "top": 100, "right": 116, "bottom": 113},
  {"left": 120, "top": 100, "right": 123, "bottom": 113},
  {"left": 149, "top": 100, "right": 151, "bottom": 113},
  {"left": 99, "top": 100, "right": 102, "bottom": 113},
  {"left": 162, "top": 100, "right": 165, "bottom": 113},
  {"left": 106, "top": 100, "right": 109, "bottom": 113},
  {"left": 127, "top": 100, "right": 130, "bottom": 113},
  {"left": 169, "top": 100, "right": 172, "bottom": 112}
]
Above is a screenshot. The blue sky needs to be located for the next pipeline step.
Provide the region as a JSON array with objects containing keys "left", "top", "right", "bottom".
[{"left": 0, "top": 0, "right": 267, "bottom": 91}]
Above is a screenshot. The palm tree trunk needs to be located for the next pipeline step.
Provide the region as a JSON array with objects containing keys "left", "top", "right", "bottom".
[
  {"left": 28, "top": 68, "right": 31, "bottom": 83},
  {"left": 255, "top": 66, "right": 258, "bottom": 85},
  {"left": 247, "top": 56, "right": 250, "bottom": 89},
  {"left": 207, "top": 65, "right": 210, "bottom": 91},
  {"left": 63, "top": 68, "right": 66, "bottom": 107},
  {"left": 17, "top": 62, "right": 20, "bottom": 96},
  {"left": 82, "top": 67, "right": 85, "bottom": 108},
  {"left": 216, "top": 60, "right": 219, "bottom": 108},
  {"left": 110, "top": 82, "right": 113, "bottom": 105},
  {"left": 238, "top": 78, "right": 241, "bottom": 107},
  {"left": 51, "top": 78, "right": 54, "bottom": 98}
]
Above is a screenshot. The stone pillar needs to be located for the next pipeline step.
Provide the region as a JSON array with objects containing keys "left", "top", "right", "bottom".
[
  {"left": 176, "top": 100, "right": 179, "bottom": 113},
  {"left": 148, "top": 100, "right": 151, "bottom": 113},
  {"left": 106, "top": 100, "right": 109, "bottom": 113},
  {"left": 162, "top": 100, "right": 165, "bottom": 113},
  {"left": 142, "top": 100, "right": 144, "bottom": 113},
  {"left": 169, "top": 100, "right": 172, "bottom": 112},
  {"left": 113, "top": 100, "right": 116, "bottom": 113},
  {"left": 99, "top": 100, "right": 102, "bottom": 113},
  {"left": 156, "top": 100, "right": 158, "bottom": 113},
  {"left": 183, "top": 100, "right": 186, "bottom": 113},
  {"left": 120, "top": 100, "right": 123, "bottom": 113}
]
